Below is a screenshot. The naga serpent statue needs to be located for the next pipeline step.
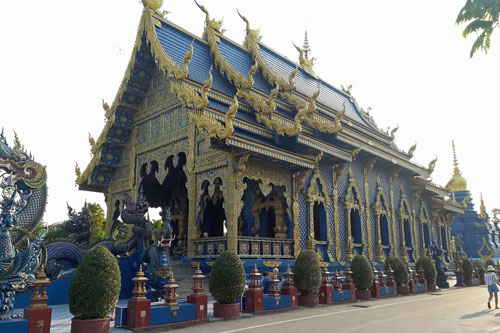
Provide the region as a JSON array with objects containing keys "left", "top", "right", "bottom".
[
  {"left": 0, "top": 132, "right": 47, "bottom": 319},
  {"left": 142, "top": 208, "right": 174, "bottom": 301}
]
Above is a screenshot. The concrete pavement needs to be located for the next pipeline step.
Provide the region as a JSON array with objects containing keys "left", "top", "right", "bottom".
[{"left": 164, "top": 286, "right": 500, "bottom": 333}]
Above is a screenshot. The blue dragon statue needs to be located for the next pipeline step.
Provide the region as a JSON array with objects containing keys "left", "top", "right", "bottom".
[{"left": 0, "top": 132, "right": 47, "bottom": 319}]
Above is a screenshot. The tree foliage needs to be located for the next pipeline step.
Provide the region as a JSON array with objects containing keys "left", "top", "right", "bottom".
[
  {"left": 385, "top": 256, "right": 409, "bottom": 287},
  {"left": 456, "top": 0, "right": 500, "bottom": 57},
  {"left": 416, "top": 256, "right": 437, "bottom": 285}
]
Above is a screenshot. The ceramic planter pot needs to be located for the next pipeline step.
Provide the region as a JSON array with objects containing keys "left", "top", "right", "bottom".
[
  {"left": 355, "top": 289, "right": 371, "bottom": 300},
  {"left": 213, "top": 302, "right": 240, "bottom": 319},
  {"left": 397, "top": 285, "right": 410, "bottom": 296},
  {"left": 71, "top": 317, "right": 110, "bottom": 333},
  {"left": 298, "top": 295, "right": 319, "bottom": 307}
]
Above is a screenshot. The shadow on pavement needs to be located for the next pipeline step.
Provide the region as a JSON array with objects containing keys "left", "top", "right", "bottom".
[{"left": 461, "top": 309, "right": 493, "bottom": 319}]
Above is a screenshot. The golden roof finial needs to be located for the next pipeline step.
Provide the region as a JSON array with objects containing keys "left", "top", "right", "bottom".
[
  {"left": 479, "top": 192, "right": 487, "bottom": 218},
  {"left": 445, "top": 140, "right": 467, "bottom": 192}
]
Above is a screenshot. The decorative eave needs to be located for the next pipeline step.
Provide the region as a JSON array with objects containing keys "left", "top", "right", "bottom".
[
  {"left": 78, "top": 8, "right": 208, "bottom": 189},
  {"left": 411, "top": 177, "right": 449, "bottom": 197}
]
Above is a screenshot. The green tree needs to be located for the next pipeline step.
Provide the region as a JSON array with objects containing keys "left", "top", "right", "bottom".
[
  {"left": 87, "top": 203, "right": 106, "bottom": 243},
  {"left": 456, "top": 0, "right": 500, "bottom": 57}
]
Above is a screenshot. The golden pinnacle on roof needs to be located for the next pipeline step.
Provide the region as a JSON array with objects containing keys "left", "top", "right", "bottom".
[
  {"left": 445, "top": 140, "right": 467, "bottom": 192},
  {"left": 479, "top": 192, "right": 487, "bottom": 219}
]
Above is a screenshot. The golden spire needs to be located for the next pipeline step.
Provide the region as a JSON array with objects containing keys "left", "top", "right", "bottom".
[
  {"left": 479, "top": 192, "right": 487, "bottom": 219},
  {"left": 445, "top": 141, "right": 467, "bottom": 192}
]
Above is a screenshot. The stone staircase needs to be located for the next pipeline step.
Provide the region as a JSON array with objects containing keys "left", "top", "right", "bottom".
[{"left": 170, "top": 260, "right": 211, "bottom": 300}]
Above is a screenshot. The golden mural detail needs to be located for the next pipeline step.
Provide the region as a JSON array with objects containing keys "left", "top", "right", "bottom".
[
  {"left": 398, "top": 183, "right": 412, "bottom": 262},
  {"left": 374, "top": 176, "right": 391, "bottom": 263}
]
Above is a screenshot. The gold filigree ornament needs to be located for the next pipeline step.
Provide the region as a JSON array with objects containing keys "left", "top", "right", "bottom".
[
  {"left": 390, "top": 125, "right": 399, "bottom": 141},
  {"left": 428, "top": 156, "right": 438, "bottom": 174},
  {"left": 195, "top": 0, "right": 225, "bottom": 36},
  {"left": 240, "top": 13, "right": 296, "bottom": 91},
  {"left": 262, "top": 261, "right": 281, "bottom": 268},
  {"left": 478, "top": 237, "right": 494, "bottom": 262},
  {"left": 407, "top": 142, "right": 417, "bottom": 159},
  {"left": 189, "top": 94, "right": 239, "bottom": 140}
]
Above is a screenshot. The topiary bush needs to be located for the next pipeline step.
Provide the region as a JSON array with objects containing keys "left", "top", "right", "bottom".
[
  {"left": 473, "top": 260, "right": 485, "bottom": 279},
  {"left": 463, "top": 259, "right": 473, "bottom": 281},
  {"left": 209, "top": 251, "right": 246, "bottom": 304},
  {"left": 350, "top": 254, "right": 373, "bottom": 290},
  {"left": 416, "top": 256, "right": 436, "bottom": 285},
  {"left": 385, "top": 256, "right": 409, "bottom": 287},
  {"left": 293, "top": 250, "right": 321, "bottom": 296},
  {"left": 69, "top": 245, "right": 121, "bottom": 319}
]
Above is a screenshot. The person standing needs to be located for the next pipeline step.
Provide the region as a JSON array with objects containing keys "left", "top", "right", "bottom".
[
  {"left": 485, "top": 265, "right": 500, "bottom": 309},
  {"left": 262, "top": 271, "right": 271, "bottom": 294}
]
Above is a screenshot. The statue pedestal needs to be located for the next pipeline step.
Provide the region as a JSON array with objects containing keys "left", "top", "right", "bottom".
[
  {"left": 187, "top": 294, "right": 208, "bottom": 320},
  {"left": 342, "top": 281, "right": 356, "bottom": 301},
  {"left": 280, "top": 286, "right": 298, "bottom": 307},
  {"left": 371, "top": 280, "right": 380, "bottom": 298},
  {"left": 244, "top": 288, "right": 263, "bottom": 313},
  {"left": 319, "top": 284, "right": 333, "bottom": 304},
  {"left": 23, "top": 307, "right": 52, "bottom": 333},
  {"left": 126, "top": 298, "right": 151, "bottom": 329}
]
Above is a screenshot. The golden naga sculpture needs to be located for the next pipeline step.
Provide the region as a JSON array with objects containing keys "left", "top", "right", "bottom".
[
  {"left": 341, "top": 84, "right": 353, "bottom": 96},
  {"left": 428, "top": 156, "right": 438, "bottom": 174},
  {"left": 351, "top": 146, "right": 362, "bottom": 158},
  {"left": 305, "top": 101, "right": 346, "bottom": 134},
  {"left": 461, "top": 196, "right": 471, "bottom": 209},
  {"left": 189, "top": 93, "right": 239, "bottom": 139},
  {"left": 236, "top": 83, "right": 279, "bottom": 115},
  {"left": 102, "top": 99, "right": 112, "bottom": 120},
  {"left": 293, "top": 43, "right": 315, "bottom": 76},
  {"left": 242, "top": 17, "right": 297, "bottom": 91},
  {"left": 75, "top": 162, "right": 81, "bottom": 179},
  {"left": 237, "top": 9, "right": 261, "bottom": 41},
  {"left": 175, "top": 40, "right": 194, "bottom": 80},
  {"left": 407, "top": 142, "right": 417, "bottom": 158},
  {"left": 142, "top": 0, "right": 168, "bottom": 17},
  {"left": 194, "top": 0, "right": 225, "bottom": 33},
  {"left": 390, "top": 124, "right": 399, "bottom": 140},
  {"left": 171, "top": 65, "right": 212, "bottom": 110},
  {"left": 492, "top": 209, "right": 500, "bottom": 223},
  {"left": 88, "top": 133, "right": 97, "bottom": 154}
]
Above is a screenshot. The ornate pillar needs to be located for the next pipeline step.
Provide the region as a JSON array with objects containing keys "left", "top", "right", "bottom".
[
  {"left": 293, "top": 171, "right": 307, "bottom": 258},
  {"left": 363, "top": 158, "right": 377, "bottom": 261},
  {"left": 186, "top": 124, "right": 198, "bottom": 258},
  {"left": 389, "top": 168, "right": 400, "bottom": 257}
]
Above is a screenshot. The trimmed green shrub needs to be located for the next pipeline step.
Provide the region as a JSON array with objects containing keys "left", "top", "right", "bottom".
[
  {"left": 209, "top": 251, "right": 246, "bottom": 304},
  {"left": 463, "top": 259, "right": 473, "bottom": 281},
  {"left": 69, "top": 245, "right": 121, "bottom": 319},
  {"left": 472, "top": 260, "right": 485, "bottom": 279},
  {"left": 416, "top": 256, "right": 436, "bottom": 285},
  {"left": 351, "top": 254, "right": 373, "bottom": 290},
  {"left": 293, "top": 250, "right": 321, "bottom": 296},
  {"left": 385, "top": 256, "right": 409, "bottom": 287}
]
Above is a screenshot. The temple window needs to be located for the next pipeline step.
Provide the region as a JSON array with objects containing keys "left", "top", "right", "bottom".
[
  {"left": 374, "top": 176, "right": 391, "bottom": 261},
  {"left": 343, "top": 166, "right": 364, "bottom": 261},
  {"left": 398, "top": 187, "right": 413, "bottom": 262}
]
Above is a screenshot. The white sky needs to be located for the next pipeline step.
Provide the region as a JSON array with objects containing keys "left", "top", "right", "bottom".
[{"left": 1, "top": 0, "right": 498, "bottom": 224}]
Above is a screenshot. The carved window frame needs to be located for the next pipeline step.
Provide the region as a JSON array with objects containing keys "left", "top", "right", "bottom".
[
  {"left": 373, "top": 176, "right": 391, "bottom": 248},
  {"left": 343, "top": 166, "right": 365, "bottom": 247}
]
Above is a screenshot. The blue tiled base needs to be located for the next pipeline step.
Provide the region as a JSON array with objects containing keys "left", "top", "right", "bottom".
[
  {"left": 333, "top": 290, "right": 351, "bottom": 302},
  {"left": 0, "top": 318, "right": 28, "bottom": 333},
  {"left": 263, "top": 295, "right": 290, "bottom": 310},
  {"left": 150, "top": 302, "right": 196, "bottom": 326},
  {"left": 114, "top": 305, "right": 127, "bottom": 327},
  {"left": 414, "top": 283, "right": 426, "bottom": 293},
  {"left": 380, "top": 286, "right": 394, "bottom": 297}
]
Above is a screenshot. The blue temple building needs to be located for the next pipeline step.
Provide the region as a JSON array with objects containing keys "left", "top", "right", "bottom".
[
  {"left": 76, "top": 2, "right": 464, "bottom": 270},
  {"left": 447, "top": 142, "right": 499, "bottom": 261}
]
